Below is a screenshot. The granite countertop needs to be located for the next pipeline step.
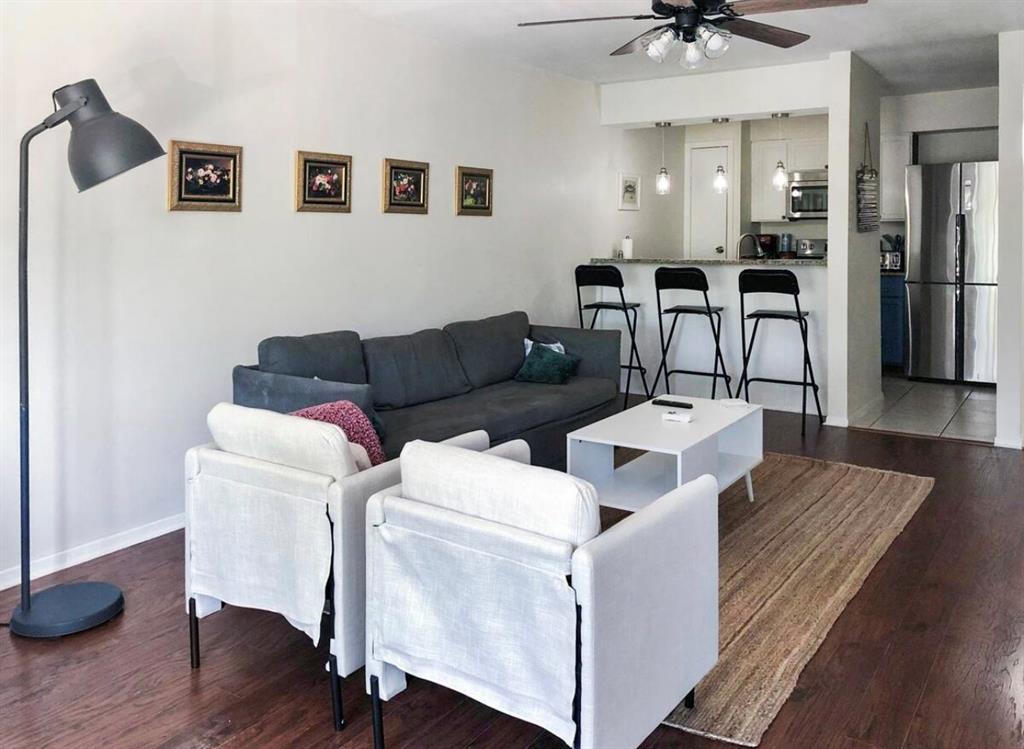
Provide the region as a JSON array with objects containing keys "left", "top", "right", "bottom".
[{"left": 591, "top": 256, "right": 828, "bottom": 267}]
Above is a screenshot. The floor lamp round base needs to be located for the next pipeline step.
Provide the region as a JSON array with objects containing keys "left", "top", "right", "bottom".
[{"left": 10, "top": 581, "right": 124, "bottom": 638}]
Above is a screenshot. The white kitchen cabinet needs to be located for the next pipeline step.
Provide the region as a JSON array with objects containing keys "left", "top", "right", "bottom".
[
  {"left": 880, "top": 132, "right": 912, "bottom": 221},
  {"left": 788, "top": 138, "right": 828, "bottom": 172},
  {"left": 750, "top": 139, "right": 788, "bottom": 222}
]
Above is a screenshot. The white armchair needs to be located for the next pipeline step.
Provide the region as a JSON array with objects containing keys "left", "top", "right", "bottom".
[
  {"left": 364, "top": 440, "right": 719, "bottom": 749},
  {"left": 184, "top": 402, "right": 490, "bottom": 730}
]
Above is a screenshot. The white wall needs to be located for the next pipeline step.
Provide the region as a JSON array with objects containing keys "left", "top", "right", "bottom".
[
  {"left": 601, "top": 126, "right": 686, "bottom": 259},
  {"left": 600, "top": 60, "right": 831, "bottom": 127},
  {"left": 881, "top": 87, "right": 999, "bottom": 134},
  {"left": 996, "top": 32, "right": 1024, "bottom": 449},
  {"left": 0, "top": 1, "right": 650, "bottom": 584},
  {"left": 826, "top": 51, "right": 883, "bottom": 427},
  {"left": 916, "top": 128, "right": 999, "bottom": 164}
]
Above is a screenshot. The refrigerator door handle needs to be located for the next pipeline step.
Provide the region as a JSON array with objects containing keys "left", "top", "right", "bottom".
[{"left": 955, "top": 213, "right": 965, "bottom": 281}]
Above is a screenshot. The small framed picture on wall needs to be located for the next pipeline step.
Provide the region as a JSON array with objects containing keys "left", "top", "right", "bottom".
[
  {"left": 455, "top": 166, "right": 493, "bottom": 216},
  {"left": 168, "top": 140, "right": 242, "bottom": 212},
  {"left": 382, "top": 158, "right": 429, "bottom": 214},
  {"left": 618, "top": 173, "right": 640, "bottom": 211},
  {"left": 295, "top": 150, "right": 352, "bottom": 212}
]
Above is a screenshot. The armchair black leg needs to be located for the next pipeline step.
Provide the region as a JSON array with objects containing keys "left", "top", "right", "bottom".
[
  {"left": 684, "top": 688, "right": 695, "bottom": 709},
  {"left": 328, "top": 653, "right": 345, "bottom": 731},
  {"left": 188, "top": 597, "right": 200, "bottom": 669},
  {"left": 371, "top": 675, "right": 385, "bottom": 749}
]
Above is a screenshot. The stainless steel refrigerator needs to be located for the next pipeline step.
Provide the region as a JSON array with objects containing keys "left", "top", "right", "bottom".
[{"left": 905, "top": 162, "right": 998, "bottom": 383}]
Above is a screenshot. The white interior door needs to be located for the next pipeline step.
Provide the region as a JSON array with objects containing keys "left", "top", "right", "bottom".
[{"left": 688, "top": 145, "right": 729, "bottom": 259}]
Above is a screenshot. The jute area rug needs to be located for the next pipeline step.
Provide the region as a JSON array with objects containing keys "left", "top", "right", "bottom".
[{"left": 658, "top": 452, "right": 934, "bottom": 746}]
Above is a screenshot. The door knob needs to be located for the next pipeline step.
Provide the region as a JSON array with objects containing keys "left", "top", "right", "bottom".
[{"left": 715, "top": 246, "right": 725, "bottom": 254}]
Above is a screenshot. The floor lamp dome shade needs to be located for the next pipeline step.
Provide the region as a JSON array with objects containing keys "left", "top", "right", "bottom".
[{"left": 53, "top": 79, "right": 164, "bottom": 191}]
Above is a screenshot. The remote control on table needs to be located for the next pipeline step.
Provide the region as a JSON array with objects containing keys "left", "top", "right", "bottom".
[{"left": 651, "top": 398, "right": 693, "bottom": 409}]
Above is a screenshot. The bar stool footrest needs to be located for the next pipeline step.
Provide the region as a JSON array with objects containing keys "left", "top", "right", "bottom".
[
  {"left": 667, "top": 368, "right": 732, "bottom": 382},
  {"left": 744, "top": 376, "right": 819, "bottom": 390}
]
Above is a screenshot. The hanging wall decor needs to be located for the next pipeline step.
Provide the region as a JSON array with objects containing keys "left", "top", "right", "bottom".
[
  {"left": 618, "top": 173, "right": 641, "bottom": 211},
  {"left": 383, "top": 158, "right": 429, "bottom": 214},
  {"left": 456, "top": 166, "right": 493, "bottom": 216},
  {"left": 856, "top": 123, "right": 879, "bottom": 232},
  {"left": 168, "top": 140, "right": 242, "bottom": 212},
  {"left": 295, "top": 150, "right": 351, "bottom": 212}
]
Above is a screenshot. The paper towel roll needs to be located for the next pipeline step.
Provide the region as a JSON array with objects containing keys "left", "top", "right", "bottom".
[{"left": 622, "top": 235, "right": 633, "bottom": 259}]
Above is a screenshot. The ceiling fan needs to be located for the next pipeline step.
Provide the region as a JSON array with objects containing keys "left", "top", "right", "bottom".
[{"left": 518, "top": 0, "right": 868, "bottom": 70}]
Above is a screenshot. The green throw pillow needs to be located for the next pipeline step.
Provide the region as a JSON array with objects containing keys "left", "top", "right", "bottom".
[{"left": 514, "top": 344, "right": 580, "bottom": 385}]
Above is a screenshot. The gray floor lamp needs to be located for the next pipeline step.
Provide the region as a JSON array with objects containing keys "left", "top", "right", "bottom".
[{"left": 11, "top": 79, "right": 164, "bottom": 638}]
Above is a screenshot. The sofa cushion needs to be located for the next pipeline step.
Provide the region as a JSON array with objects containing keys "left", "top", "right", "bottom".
[
  {"left": 514, "top": 345, "right": 581, "bottom": 385},
  {"left": 400, "top": 440, "right": 601, "bottom": 547},
  {"left": 378, "top": 376, "right": 617, "bottom": 457},
  {"left": 443, "top": 311, "right": 529, "bottom": 388},
  {"left": 258, "top": 330, "right": 366, "bottom": 384},
  {"left": 362, "top": 329, "right": 472, "bottom": 410}
]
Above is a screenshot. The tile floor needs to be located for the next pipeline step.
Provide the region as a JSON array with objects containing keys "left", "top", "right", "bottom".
[{"left": 851, "top": 377, "right": 996, "bottom": 442}]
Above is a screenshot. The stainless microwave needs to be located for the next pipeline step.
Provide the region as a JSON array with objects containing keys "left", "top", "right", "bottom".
[{"left": 786, "top": 169, "right": 828, "bottom": 220}]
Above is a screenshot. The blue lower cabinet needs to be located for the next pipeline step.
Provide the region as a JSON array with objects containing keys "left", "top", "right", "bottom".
[{"left": 880, "top": 274, "right": 906, "bottom": 368}]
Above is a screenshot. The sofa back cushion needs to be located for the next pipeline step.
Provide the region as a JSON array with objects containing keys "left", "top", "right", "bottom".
[
  {"left": 443, "top": 311, "right": 529, "bottom": 388},
  {"left": 258, "top": 330, "right": 366, "bottom": 384},
  {"left": 207, "top": 402, "right": 357, "bottom": 482},
  {"left": 362, "top": 329, "right": 472, "bottom": 409},
  {"left": 399, "top": 440, "right": 601, "bottom": 547}
]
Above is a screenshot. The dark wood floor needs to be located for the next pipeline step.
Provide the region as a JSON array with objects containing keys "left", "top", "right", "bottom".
[{"left": 3, "top": 410, "right": 1023, "bottom": 749}]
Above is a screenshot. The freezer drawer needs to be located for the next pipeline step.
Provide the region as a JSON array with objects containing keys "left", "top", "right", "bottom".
[
  {"left": 963, "top": 284, "right": 997, "bottom": 384},
  {"left": 906, "top": 282, "right": 957, "bottom": 380}
]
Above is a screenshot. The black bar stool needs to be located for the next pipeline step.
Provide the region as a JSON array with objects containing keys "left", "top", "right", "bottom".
[
  {"left": 736, "top": 269, "right": 824, "bottom": 435},
  {"left": 652, "top": 266, "right": 732, "bottom": 399},
  {"left": 575, "top": 264, "right": 650, "bottom": 409}
]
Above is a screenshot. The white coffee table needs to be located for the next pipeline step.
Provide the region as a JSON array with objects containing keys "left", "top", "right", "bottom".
[{"left": 566, "top": 397, "right": 763, "bottom": 511}]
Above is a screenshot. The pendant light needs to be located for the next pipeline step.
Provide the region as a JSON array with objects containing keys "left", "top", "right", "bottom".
[
  {"left": 713, "top": 164, "right": 728, "bottom": 194},
  {"left": 772, "top": 161, "right": 788, "bottom": 190},
  {"left": 655, "top": 122, "right": 672, "bottom": 195}
]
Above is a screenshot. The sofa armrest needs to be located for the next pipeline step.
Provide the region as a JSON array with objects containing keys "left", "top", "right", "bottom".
[
  {"left": 571, "top": 474, "right": 719, "bottom": 749},
  {"left": 233, "top": 364, "right": 373, "bottom": 415},
  {"left": 529, "top": 325, "right": 620, "bottom": 382}
]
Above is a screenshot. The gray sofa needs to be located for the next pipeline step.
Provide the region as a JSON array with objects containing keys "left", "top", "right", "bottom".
[{"left": 232, "top": 311, "right": 620, "bottom": 468}]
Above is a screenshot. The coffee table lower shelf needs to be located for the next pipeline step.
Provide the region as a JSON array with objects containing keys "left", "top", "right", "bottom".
[{"left": 589, "top": 450, "right": 761, "bottom": 512}]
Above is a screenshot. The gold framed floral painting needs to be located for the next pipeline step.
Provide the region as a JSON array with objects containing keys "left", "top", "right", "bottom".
[
  {"left": 382, "top": 158, "right": 429, "bottom": 214},
  {"left": 168, "top": 140, "right": 242, "bottom": 212},
  {"left": 295, "top": 150, "right": 352, "bottom": 212},
  {"left": 455, "top": 166, "right": 493, "bottom": 216}
]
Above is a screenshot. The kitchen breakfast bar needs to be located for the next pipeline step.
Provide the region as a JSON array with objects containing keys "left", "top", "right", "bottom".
[{"left": 586, "top": 257, "right": 828, "bottom": 416}]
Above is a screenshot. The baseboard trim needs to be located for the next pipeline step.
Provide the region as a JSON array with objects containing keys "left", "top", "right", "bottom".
[
  {"left": 0, "top": 513, "right": 185, "bottom": 592},
  {"left": 994, "top": 437, "right": 1024, "bottom": 450}
]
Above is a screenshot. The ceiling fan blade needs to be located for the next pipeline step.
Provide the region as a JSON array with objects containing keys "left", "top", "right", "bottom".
[
  {"left": 722, "top": 0, "right": 866, "bottom": 16},
  {"left": 610, "top": 24, "right": 672, "bottom": 57},
  {"left": 518, "top": 14, "right": 658, "bottom": 28},
  {"left": 714, "top": 16, "right": 809, "bottom": 47}
]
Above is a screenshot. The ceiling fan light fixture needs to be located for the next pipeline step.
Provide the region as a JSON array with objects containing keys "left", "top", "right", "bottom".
[
  {"left": 699, "top": 24, "right": 730, "bottom": 60},
  {"left": 713, "top": 164, "right": 728, "bottom": 194},
  {"left": 645, "top": 28, "right": 678, "bottom": 63},
  {"left": 681, "top": 39, "right": 707, "bottom": 70}
]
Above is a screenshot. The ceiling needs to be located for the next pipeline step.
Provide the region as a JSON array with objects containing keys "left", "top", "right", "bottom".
[{"left": 346, "top": 0, "right": 1024, "bottom": 94}]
